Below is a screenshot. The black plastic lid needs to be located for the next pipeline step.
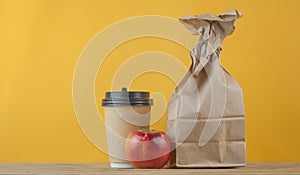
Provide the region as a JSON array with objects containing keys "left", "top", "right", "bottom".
[{"left": 102, "top": 88, "right": 153, "bottom": 106}]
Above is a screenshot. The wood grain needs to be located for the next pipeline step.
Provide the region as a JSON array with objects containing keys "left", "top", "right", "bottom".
[{"left": 0, "top": 162, "right": 299, "bottom": 175}]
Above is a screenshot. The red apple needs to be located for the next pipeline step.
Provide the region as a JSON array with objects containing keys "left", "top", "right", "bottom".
[{"left": 125, "top": 129, "right": 171, "bottom": 169}]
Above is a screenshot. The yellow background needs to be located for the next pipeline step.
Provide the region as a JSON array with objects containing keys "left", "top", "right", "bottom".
[{"left": 1, "top": 0, "right": 300, "bottom": 162}]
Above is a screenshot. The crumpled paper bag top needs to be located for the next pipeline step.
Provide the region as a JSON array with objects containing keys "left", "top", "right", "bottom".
[
  {"left": 179, "top": 10, "right": 242, "bottom": 75},
  {"left": 179, "top": 10, "right": 242, "bottom": 36}
]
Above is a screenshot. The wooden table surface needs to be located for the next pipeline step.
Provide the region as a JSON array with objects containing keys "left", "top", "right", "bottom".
[{"left": 0, "top": 162, "right": 299, "bottom": 175}]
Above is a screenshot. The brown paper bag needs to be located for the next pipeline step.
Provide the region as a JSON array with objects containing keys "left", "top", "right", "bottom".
[{"left": 167, "top": 10, "right": 246, "bottom": 167}]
